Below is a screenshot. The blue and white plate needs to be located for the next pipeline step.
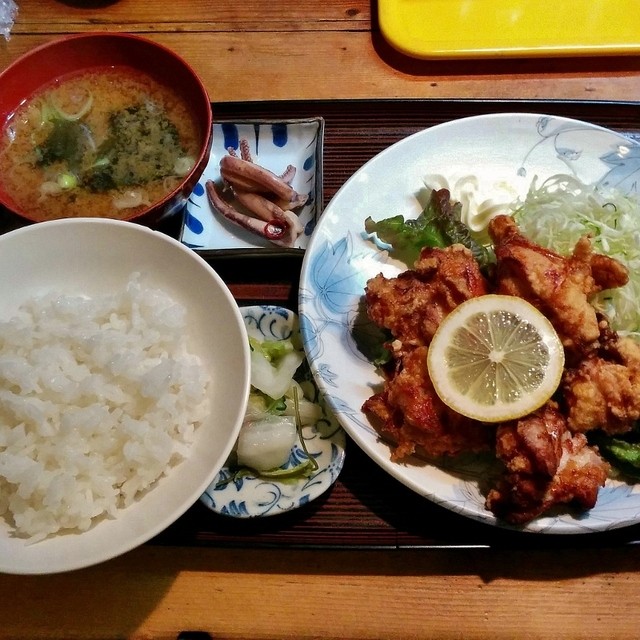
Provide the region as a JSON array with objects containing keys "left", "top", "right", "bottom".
[
  {"left": 299, "top": 112, "right": 640, "bottom": 534},
  {"left": 181, "top": 118, "right": 324, "bottom": 251},
  {"left": 200, "top": 305, "right": 346, "bottom": 518}
]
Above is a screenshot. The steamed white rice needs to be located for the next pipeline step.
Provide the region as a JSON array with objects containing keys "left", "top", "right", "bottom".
[{"left": 0, "top": 273, "right": 211, "bottom": 541}]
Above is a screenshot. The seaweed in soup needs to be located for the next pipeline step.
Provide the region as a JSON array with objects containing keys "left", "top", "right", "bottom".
[
  {"left": 85, "top": 102, "right": 186, "bottom": 192},
  {"left": 35, "top": 119, "right": 89, "bottom": 170}
]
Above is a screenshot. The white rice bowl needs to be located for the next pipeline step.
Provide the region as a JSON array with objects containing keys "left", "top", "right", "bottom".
[{"left": 0, "top": 218, "right": 250, "bottom": 574}]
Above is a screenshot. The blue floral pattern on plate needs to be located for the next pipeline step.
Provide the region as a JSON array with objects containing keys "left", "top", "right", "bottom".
[
  {"left": 181, "top": 118, "right": 324, "bottom": 251},
  {"left": 299, "top": 113, "right": 640, "bottom": 534},
  {"left": 200, "top": 305, "right": 346, "bottom": 518}
]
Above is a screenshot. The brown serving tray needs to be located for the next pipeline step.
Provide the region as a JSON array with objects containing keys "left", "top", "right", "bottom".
[
  {"left": 152, "top": 99, "right": 640, "bottom": 550},
  {"left": 6, "top": 99, "right": 640, "bottom": 550},
  {"left": 150, "top": 100, "right": 640, "bottom": 549}
]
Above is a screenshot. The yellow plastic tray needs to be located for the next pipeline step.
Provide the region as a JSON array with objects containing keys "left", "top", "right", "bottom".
[{"left": 378, "top": 0, "right": 640, "bottom": 59}]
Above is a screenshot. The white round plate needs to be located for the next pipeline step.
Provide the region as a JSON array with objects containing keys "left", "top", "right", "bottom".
[
  {"left": 200, "top": 305, "right": 346, "bottom": 517},
  {"left": 299, "top": 112, "right": 640, "bottom": 534}
]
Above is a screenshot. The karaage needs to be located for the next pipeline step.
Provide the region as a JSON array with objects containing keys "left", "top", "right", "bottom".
[
  {"left": 362, "top": 346, "right": 494, "bottom": 461},
  {"left": 485, "top": 402, "right": 610, "bottom": 524},
  {"left": 364, "top": 244, "right": 488, "bottom": 356},
  {"left": 489, "top": 215, "right": 628, "bottom": 361},
  {"left": 563, "top": 329, "right": 640, "bottom": 435},
  {"left": 362, "top": 210, "right": 634, "bottom": 525}
]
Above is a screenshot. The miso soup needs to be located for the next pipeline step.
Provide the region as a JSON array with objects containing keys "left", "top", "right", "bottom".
[{"left": 0, "top": 67, "right": 201, "bottom": 221}]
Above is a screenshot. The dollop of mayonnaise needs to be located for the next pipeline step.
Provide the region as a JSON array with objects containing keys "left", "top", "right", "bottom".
[{"left": 425, "top": 173, "right": 521, "bottom": 243}]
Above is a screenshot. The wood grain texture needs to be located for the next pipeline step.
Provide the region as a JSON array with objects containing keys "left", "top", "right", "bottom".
[
  {"left": 11, "top": 0, "right": 371, "bottom": 30},
  {"left": 2, "top": 4, "right": 640, "bottom": 639},
  {"left": 1, "top": 100, "right": 639, "bottom": 638},
  {"left": 1, "top": 0, "right": 640, "bottom": 102},
  {"left": 1, "top": 545, "right": 640, "bottom": 639}
]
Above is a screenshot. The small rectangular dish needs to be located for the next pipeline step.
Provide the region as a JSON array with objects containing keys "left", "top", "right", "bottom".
[{"left": 180, "top": 117, "right": 324, "bottom": 253}]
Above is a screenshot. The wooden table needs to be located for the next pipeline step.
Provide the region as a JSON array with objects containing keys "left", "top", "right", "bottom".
[
  {"left": 2, "top": 2, "right": 640, "bottom": 639},
  {"left": 2, "top": 0, "right": 640, "bottom": 102}
]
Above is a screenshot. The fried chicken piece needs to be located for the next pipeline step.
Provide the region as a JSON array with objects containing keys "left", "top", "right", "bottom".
[
  {"left": 563, "top": 330, "right": 640, "bottom": 435},
  {"left": 485, "top": 402, "right": 610, "bottom": 524},
  {"left": 364, "top": 244, "right": 489, "bottom": 354},
  {"left": 363, "top": 245, "right": 492, "bottom": 461},
  {"left": 362, "top": 346, "right": 494, "bottom": 461},
  {"left": 488, "top": 215, "right": 628, "bottom": 359}
]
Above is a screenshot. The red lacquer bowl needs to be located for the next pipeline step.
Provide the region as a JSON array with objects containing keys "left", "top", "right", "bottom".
[{"left": 0, "top": 33, "right": 212, "bottom": 229}]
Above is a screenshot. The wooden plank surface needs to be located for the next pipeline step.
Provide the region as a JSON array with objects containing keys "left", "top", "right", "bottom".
[
  {"left": 1, "top": 544, "right": 640, "bottom": 640},
  {"left": 1, "top": 0, "right": 640, "bottom": 103},
  {"left": 2, "top": 4, "right": 640, "bottom": 638}
]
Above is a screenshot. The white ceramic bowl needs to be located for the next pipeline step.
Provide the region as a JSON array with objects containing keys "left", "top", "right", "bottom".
[{"left": 0, "top": 218, "right": 250, "bottom": 574}]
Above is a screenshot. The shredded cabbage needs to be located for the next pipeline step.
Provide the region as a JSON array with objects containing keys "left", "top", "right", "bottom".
[{"left": 512, "top": 174, "right": 640, "bottom": 338}]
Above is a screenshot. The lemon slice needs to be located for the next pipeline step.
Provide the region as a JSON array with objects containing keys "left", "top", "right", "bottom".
[{"left": 427, "top": 294, "right": 564, "bottom": 423}]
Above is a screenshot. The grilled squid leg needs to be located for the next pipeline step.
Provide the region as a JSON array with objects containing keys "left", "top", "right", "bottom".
[
  {"left": 206, "top": 181, "right": 300, "bottom": 247},
  {"left": 234, "top": 190, "right": 304, "bottom": 239},
  {"left": 230, "top": 141, "right": 296, "bottom": 185},
  {"left": 227, "top": 139, "right": 254, "bottom": 162},
  {"left": 210, "top": 138, "right": 308, "bottom": 247},
  {"left": 279, "top": 164, "right": 297, "bottom": 184},
  {"left": 219, "top": 155, "right": 308, "bottom": 208}
]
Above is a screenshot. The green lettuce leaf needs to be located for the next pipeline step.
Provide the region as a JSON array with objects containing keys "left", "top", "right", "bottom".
[
  {"left": 365, "top": 188, "right": 491, "bottom": 268},
  {"left": 591, "top": 429, "right": 640, "bottom": 480}
]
